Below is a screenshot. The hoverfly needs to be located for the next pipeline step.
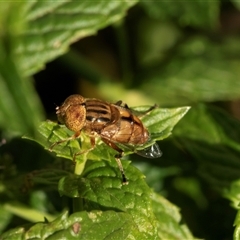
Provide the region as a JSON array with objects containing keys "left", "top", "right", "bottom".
[{"left": 50, "top": 95, "right": 161, "bottom": 184}]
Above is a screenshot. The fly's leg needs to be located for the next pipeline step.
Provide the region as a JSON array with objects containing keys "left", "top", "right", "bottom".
[
  {"left": 142, "top": 104, "right": 157, "bottom": 115},
  {"left": 72, "top": 136, "right": 95, "bottom": 163},
  {"left": 49, "top": 131, "right": 82, "bottom": 165},
  {"left": 49, "top": 131, "right": 96, "bottom": 164},
  {"left": 114, "top": 100, "right": 129, "bottom": 109},
  {"left": 49, "top": 131, "right": 81, "bottom": 151},
  {"left": 115, "top": 100, "right": 157, "bottom": 117},
  {"left": 114, "top": 156, "right": 128, "bottom": 185},
  {"left": 102, "top": 138, "right": 128, "bottom": 185}
]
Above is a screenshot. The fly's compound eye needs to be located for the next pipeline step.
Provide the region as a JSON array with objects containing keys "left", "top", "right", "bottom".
[
  {"left": 62, "top": 104, "right": 86, "bottom": 132},
  {"left": 56, "top": 95, "right": 87, "bottom": 132}
]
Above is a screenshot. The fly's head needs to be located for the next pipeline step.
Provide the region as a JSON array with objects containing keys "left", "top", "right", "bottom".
[{"left": 56, "top": 95, "right": 86, "bottom": 132}]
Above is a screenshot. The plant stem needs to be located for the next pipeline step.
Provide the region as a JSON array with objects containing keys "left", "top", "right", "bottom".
[{"left": 74, "top": 154, "right": 88, "bottom": 175}]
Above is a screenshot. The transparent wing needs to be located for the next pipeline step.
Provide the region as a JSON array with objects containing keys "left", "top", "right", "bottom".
[{"left": 135, "top": 143, "right": 162, "bottom": 159}]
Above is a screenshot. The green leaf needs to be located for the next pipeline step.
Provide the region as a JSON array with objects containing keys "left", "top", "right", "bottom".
[
  {"left": 59, "top": 160, "right": 159, "bottom": 239},
  {"left": 0, "top": 211, "right": 135, "bottom": 240},
  {"left": 0, "top": 1, "right": 44, "bottom": 136},
  {"left": 140, "top": 0, "right": 219, "bottom": 29},
  {"left": 151, "top": 192, "right": 196, "bottom": 239},
  {"left": 141, "top": 105, "right": 190, "bottom": 143},
  {"left": 174, "top": 104, "right": 240, "bottom": 201},
  {"left": 139, "top": 37, "right": 240, "bottom": 106},
  {"left": 24, "top": 120, "right": 117, "bottom": 163},
  {"left": 2, "top": 202, "right": 56, "bottom": 224},
  {"left": 15, "top": 0, "right": 137, "bottom": 76},
  {"left": 1, "top": 189, "right": 196, "bottom": 239}
]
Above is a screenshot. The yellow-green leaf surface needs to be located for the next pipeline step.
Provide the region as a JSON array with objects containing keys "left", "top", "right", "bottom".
[{"left": 138, "top": 37, "right": 240, "bottom": 105}]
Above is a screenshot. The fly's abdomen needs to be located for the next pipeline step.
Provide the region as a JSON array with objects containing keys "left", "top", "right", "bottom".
[
  {"left": 118, "top": 116, "right": 149, "bottom": 144},
  {"left": 101, "top": 107, "right": 149, "bottom": 145}
]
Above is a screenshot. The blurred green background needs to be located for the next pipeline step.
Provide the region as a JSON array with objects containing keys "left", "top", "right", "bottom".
[{"left": 1, "top": 1, "right": 240, "bottom": 239}]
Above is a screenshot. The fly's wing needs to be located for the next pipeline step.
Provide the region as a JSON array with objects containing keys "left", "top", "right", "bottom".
[
  {"left": 116, "top": 141, "right": 162, "bottom": 159},
  {"left": 135, "top": 142, "right": 162, "bottom": 158}
]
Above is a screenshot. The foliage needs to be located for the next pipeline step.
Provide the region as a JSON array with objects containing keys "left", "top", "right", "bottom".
[{"left": 1, "top": 1, "right": 240, "bottom": 239}]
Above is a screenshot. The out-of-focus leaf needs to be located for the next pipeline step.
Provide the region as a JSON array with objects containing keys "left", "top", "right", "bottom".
[
  {"left": 0, "top": 205, "right": 12, "bottom": 234},
  {"left": 151, "top": 192, "right": 196, "bottom": 239},
  {"left": 224, "top": 180, "right": 240, "bottom": 209},
  {"left": 15, "top": 0, "right": 137, "bottom": 76},
  {"left": 232, "top": 0, "right": 240, "bottom": 10},
  {"left": 3, "top": 202, "right": 56, "bottom": 223},
  {"left": 234, "top": 208, "right": 240, "bottom": 240},
  {"left": 0, "top": 2, "right": 44, "bottom": 136},
  {"left": 135, "top": 20, "right": 181, "bottom": 68},
  {"left": 172, "top": 177, "right": 208, "bottom": 209},
  {"left": 140, "top": 0, "right": 219, "bottom": 29},
  {"left": 133, "top": 161, "right": 180, "bottom": 192},
  {"left": 174, "top": 104, "right": 240, "bottom": 203},
  {"left": 174, "top": 104, "right": 240, "bottom": 149},
  {"left": 139, "top": 37, "right": 240, "bottom": 106},
  {"left": 25, "top": 169, "right": 71, "bottom": 188}
]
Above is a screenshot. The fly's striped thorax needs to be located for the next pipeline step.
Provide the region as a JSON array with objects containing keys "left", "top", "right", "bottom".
[{"left": 84, "top": 99, "right": 120, "bottom": 132}]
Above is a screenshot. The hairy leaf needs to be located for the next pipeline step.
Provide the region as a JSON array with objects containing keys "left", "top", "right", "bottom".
[
  {"left": 0, "top": 211, "right": 134, "bottom": 240},
  {"left": 59, "top": 160, "right": 159, "bottom": 239}
]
